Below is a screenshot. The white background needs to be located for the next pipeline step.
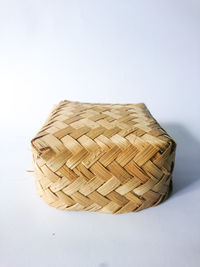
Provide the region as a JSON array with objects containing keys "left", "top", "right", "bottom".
[{"left": 0, "top": 1, "right": 200, "bottom": 267}]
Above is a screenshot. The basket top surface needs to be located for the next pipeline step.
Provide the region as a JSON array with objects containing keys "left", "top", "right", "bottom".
[{"left": 31, "top": 100, "right": 176, "bottom": 161}]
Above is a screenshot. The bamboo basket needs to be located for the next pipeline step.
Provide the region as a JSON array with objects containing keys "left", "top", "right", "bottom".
[{"left": 31, "top": 100, "right": 176, "bottom": 214}]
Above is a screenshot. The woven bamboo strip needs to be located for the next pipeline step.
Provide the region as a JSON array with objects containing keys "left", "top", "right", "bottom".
[{"left": 31, "top": 100, "right": 176, "bottom": 214}]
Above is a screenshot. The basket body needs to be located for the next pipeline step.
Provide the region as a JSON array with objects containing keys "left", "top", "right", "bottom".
[{"left": 31, "top": 100, "right": 176, "bottom": 214}]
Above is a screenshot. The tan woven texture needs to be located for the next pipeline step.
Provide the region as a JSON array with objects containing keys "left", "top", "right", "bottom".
[{"left": 31, "top": 100, "right": 176, "bottom": 214}]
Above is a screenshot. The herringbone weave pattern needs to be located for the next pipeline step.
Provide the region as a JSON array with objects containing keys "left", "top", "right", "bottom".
[{"left": 31, "top": 100, "right": 176, "bottom": 214}]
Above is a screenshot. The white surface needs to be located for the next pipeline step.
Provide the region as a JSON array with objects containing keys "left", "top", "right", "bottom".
[{"left": 0, "top": 1, "right": 200, "bottom": 267}]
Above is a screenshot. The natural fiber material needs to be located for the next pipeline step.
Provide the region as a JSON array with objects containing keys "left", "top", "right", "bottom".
[{"left": 31, "top": 100, "right": 176, "bottom": 214}]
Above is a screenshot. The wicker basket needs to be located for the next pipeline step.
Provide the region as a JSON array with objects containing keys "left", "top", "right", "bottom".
[{"left": 31, "top": 100, "right": 176, "bottom": 214}]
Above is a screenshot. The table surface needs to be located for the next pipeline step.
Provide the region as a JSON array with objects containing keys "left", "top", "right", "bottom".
[{"left": 1, "top": 123, "right": 200, "bottom": 267}]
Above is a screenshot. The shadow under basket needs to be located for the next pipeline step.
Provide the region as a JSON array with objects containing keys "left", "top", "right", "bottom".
[{"left": 31, "top": 100, "right": 176, "bottom": 214}]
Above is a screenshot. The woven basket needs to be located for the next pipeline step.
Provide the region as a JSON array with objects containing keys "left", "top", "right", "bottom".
[{"left": 31, "top": 100, "right": 176, "bottom": 214}]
